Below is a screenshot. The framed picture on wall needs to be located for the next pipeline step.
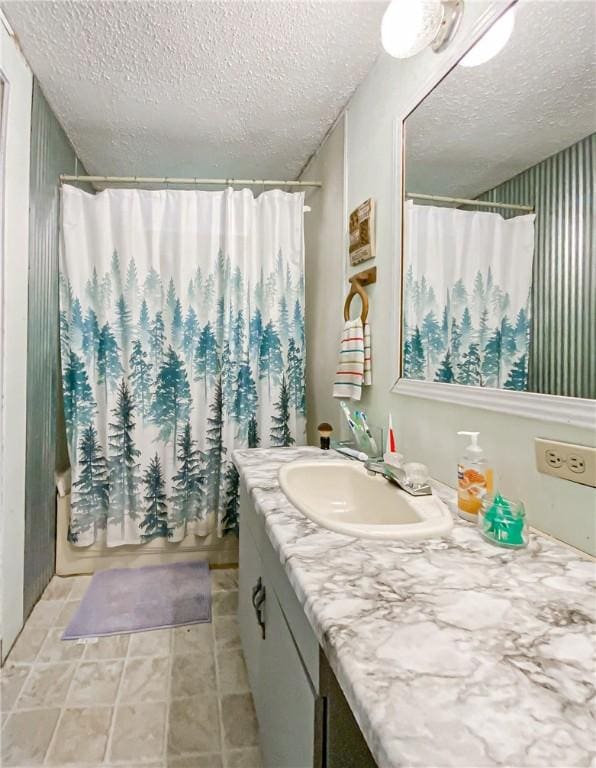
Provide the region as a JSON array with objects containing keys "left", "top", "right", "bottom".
[{"left": 349, "top": 198, "right": 375, "bottom": 266}]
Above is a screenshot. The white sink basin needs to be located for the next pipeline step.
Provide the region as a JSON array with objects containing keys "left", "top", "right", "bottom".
[{"left": 278, "top": 460, "right": 453, "bottom": 540}]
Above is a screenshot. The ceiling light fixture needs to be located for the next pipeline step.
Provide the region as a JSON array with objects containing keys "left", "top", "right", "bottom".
[
  {"left": 459, "top": 6, "right": 515, "bottom": 67},
  {"left": 381, "top": 0, "right": 463, "bottom": 59}
]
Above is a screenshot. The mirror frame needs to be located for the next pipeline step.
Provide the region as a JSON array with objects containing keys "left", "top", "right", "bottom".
[
  {"left": 390, "top": 1, "right": 596, "bottom": 429},
  {"left": 0, "top": 65, "right": 9, "bottom": 524}
]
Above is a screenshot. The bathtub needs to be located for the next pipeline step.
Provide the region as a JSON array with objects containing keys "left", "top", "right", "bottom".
[{"left": 55, "top": 470, "right": 238, "bottom": 576}]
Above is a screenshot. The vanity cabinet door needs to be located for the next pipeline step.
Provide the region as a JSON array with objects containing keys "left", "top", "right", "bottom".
[
  {"left": 238, "top": 516, "right": 264, "bottom": 701},
  {"left": 258, "top": 570, "right": 317, "bottom": 768},
  {"left": 239, "top": 487, "right": 320, "bottom": 768}
]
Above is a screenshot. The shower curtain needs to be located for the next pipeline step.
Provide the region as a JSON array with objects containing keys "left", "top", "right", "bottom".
[
  {"left": 60, "top": 186, "right": 306, "bottom": 547},
  {"left": 403, "top": 201, "right": 535, "bottom": 390}
]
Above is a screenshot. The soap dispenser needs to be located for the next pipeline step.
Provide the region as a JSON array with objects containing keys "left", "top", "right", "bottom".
[{"left": 457, "top": 431, "right": 494, "bottom": 522}]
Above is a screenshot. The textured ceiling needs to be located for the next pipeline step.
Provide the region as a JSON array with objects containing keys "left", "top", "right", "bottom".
[
  {"left": 3, "top": 0, "right": 385, "bottom": 179},
  {"left": 406, "top": 0, "right": 596, "bottom": 200}
]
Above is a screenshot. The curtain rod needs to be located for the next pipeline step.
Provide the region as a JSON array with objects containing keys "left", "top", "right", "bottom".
[
  {"left": 407, "top": 192, "right": 534, "bottom": 213},
  {"left": 60, "top": 174, "right": 322, "bottom": 188}
]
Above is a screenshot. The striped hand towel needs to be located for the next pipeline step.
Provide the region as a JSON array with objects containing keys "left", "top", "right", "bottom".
[
  {"left": 363, "top": 322, "right": 372, "bottom": 386},
  {"left": 332, "top": 318, "right": 372, "bottom": 401}
]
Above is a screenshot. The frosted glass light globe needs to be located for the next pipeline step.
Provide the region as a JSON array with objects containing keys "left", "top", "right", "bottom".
[
  {"left": 459, "top": 7, "right": 515, "bottom": 67},
  {"left": 381, "top": 0, "right": 444, "bottom": 59}
]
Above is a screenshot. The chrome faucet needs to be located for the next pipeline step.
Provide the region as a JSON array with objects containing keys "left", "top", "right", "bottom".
[{"left": 364, "top": 459, "right": 432, "bottom": 497}]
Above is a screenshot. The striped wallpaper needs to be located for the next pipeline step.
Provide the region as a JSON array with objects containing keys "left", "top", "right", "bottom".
[
  {"left": 24, "top": 81, "right": 85, "bottom": 616},
  {"left": 479, "top": 133, "right": 595, "bottom": 400}
]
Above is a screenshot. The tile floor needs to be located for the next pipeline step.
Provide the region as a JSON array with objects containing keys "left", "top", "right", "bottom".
[{"left": 1, "top": 568, "right": 263, "bottom": 768}]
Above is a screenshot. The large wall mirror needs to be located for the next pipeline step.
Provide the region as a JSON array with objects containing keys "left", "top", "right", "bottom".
[{"left": 398, "top": 0, "right": 595, "bottom": 423}]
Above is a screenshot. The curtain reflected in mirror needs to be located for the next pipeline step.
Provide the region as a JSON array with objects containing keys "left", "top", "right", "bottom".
[{"left": 401, "top": 0, "right": 595, "bottom": 400}]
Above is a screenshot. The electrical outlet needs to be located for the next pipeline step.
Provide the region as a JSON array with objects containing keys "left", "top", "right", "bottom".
[
  {"left": 535, "top": 438, "right": 596, "bottom": 488},
  {"left": 545, "top": 449, "right": 563, "bottom": 468},
  {"left": 568, "top": 454, "right": 585, "bottom": 474}
]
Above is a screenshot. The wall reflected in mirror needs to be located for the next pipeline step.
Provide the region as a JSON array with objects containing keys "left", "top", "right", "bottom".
[{"left": 401, "top": 0, "right": 595, "bottom": 400}]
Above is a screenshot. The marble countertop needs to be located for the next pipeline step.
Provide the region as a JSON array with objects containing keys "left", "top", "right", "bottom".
[{"left": 232, "top": 446, "right": 596, "bottom": 768}]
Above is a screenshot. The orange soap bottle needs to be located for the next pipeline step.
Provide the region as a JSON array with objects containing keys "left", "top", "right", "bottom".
[{"left": 457, "top": 431, "right": 494, "bottom": 522}]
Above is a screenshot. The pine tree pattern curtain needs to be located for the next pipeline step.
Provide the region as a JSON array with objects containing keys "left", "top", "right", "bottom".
[
  {"left": 60, "top": 186, "right": 306, "bottom": 547},
  {"left": 403, "top": 202, "right": 535, "bottom": 390}
]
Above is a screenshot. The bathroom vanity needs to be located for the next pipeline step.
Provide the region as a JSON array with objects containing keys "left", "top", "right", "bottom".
[
  {"left": 234, "top": 447, "right": 595, "bottom": 768},
  {"left": 238, "top": 465, "right": 375, "bottom": 767}
]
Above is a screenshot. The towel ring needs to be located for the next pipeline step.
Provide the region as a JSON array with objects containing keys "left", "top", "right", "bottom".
[{"left": 343, "top": 278, "right": 369, "bottom": 323}]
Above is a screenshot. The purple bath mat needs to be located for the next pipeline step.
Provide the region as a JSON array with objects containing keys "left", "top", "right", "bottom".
[{"left": 62, "top": 561, "right": 211, "bottom": 639}]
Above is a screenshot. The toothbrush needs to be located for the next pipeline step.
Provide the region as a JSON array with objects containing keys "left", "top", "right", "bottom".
[
  {"left": 337, "top": 446, "right": 369, "bottom": 462},
  {"left": 355, "top": 410, "right": 378, "bottom": 456},
  {"left": 340, "top": 401, "right": 364, "bottom": 448}
]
